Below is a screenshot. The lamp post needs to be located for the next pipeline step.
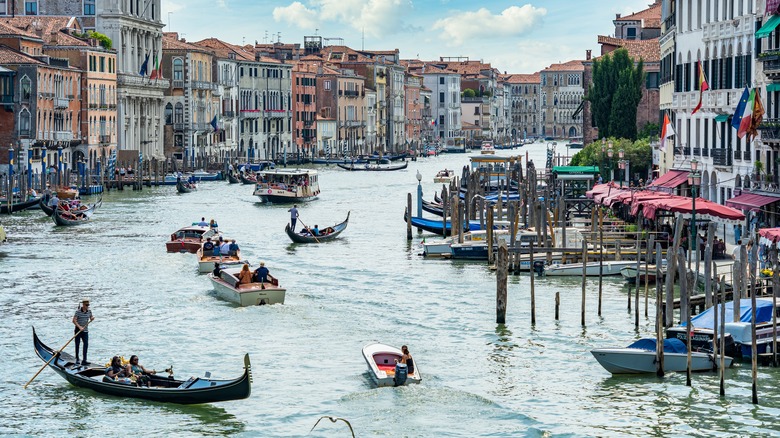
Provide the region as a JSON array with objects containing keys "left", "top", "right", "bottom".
[
  {"left": 601, "top": 138, "right": 606, "bottom": 182},
  {"left": 687, "top": 158, "right": 701, "bottom": 268},
  {"left": 618, "top": 148, "right": 625, "bottom": 188},
  {"left": 416, "top": 170, "right": 423, "bottom": 217},
  {"left": 607, "top": 141, "right": 614, "bottom": 182}
]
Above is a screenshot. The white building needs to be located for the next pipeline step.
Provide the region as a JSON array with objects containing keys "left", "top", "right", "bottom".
[
  {"left": 420, "top": 64, "right": 462, "bottom": 146},
  {"left": 364, "top": 87, "right": 377, "bottom": 151}
]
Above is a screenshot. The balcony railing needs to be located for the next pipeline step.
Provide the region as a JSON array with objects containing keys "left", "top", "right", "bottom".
[
  {"left": 192, "top": 81, "right": 216, "bottom": 91},
  {"left": 52, "top": 131, "right": 72, "bottom": 141},
  {"left": 693, "top": 147, "right": 701, "bottom": 156},
  {"left": 18, "top": 129, "right": 31, "bottom": 137},
  {"left": 744, "top": 150, "right": 751, "bottom": 160},
  {"left": 240, "top": 109, "right": 261, "bottom": 119},
  {"left": 711, "top": 148, "right": 732, "bottom": 167},
  {"left": 343, "top": 90, "right": 359, "bottom": 97},
  {"left": 173, "top": 123, "right": 185, "bottom": 131},
  {"left": 172, "top": 80, "right": 184, "bottom": 89},
  {"left": 761, "top": 56, "right": 780, "bottom": 78},
  {"left": 264, "top": 110, "right": 289, "bottom": 119},
  {"left": 99, "top": 135, "right": 111, "bottom": 144},
  {"left": 55, "top": 97, "right": 69, "bottom": 108},
  {"left": 223, "top": 110, "right": 235, "bottom": 118},
  {"left": 759, "top": 119, "right": 780, "bottom": 143},
  {"left": 192, "top": 122, "right": 211, "bottom": 131}
]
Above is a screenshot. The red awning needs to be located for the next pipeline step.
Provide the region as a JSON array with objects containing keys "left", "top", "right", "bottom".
[
  {"left": 648, "top": 170, "right": 688, "bottom": 189},
  {"left": 585, "top": 182, "right": 619, "bottom": 199},
  {"left": 725, "top": 192, "right": 780, "bottom": 212},
  {"left": 640, "top": 196, "right": 745, "bottom": 223}
]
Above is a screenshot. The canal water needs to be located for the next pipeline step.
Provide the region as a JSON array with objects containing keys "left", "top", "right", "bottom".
[{"left": 1, "top": 142, "right": 779, "bottom": 437}]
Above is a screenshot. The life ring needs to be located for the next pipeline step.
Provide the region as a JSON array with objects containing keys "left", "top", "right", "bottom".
[{"left": 267, "top": 189, "right": 272, "bottom": 194}]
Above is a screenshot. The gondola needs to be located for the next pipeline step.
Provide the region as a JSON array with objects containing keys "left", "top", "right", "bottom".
[
  {"left": 176, "top": 179, "right": 196, "bottom": 193},
  {"left": 284, "top": 212, "right": 350, "bottom": 243},
  {"left": 239, "top": 173, "right": 257, "bottom": 185},
  {"left": 52, "top": 208, "right": 90, "bottom": 226},
  {"left": 336, "top": 162, "right": 408, "bottom": 172},
  {"left": 227, "top": 172, "right": 240, "bottom": 184},
  {"left": 32, "top": 328, "right": 252, "bottom": 404},
  {"left": 40, "top": 197, "right": 55, "bottom": 216},
  {"left": 422, "top": 199, "right": 445, "bottom": 217},
  {"left": 0, "top": 196, "right": 42, "bottom": 214}
]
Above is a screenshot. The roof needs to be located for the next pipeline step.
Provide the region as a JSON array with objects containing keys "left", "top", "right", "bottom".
[
  {"left": 502, "top": 72, "right": 540, "bottom": 84},
  {"left": 163, "top": 32, "right": 213, "bottom": 54},
  {"left": 616, "top": 1, "right": 662, "bottom": 28},
  {"left": 0, "top": 19, "right": 42, "bottom": 39},
  {"left": 191, "top": 37, "right": 254, "bottom": 61},
  {"left": 542, "top": 60, "right": 585, "bottom": 72},
  {"left": 0, "top": 45, "right": 44, "bottom": 65},
  {"left": 596, "top": 36, "right": 661, "bottom": 62},
  {"left": 1, "top": 16, "right": 79, "bottom": 40}
]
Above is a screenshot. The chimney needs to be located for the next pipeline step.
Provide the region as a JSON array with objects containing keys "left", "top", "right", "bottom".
[
  {"left": 586, "top": 50, "right": 592, "bottom": 61},
  {"left": 616, "top": 14, "right": 621, "bottom": 19}
]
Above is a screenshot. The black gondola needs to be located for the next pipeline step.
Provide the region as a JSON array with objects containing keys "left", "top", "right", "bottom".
[
  {"left": 284, "top": 212, "right": 350, "bottom": 243},
  {"left": 52, "top": 209, "right": 89, "bottom": 226},
  {"left": 0, "top": 196, "right": 42, "bottom": 214},
  {"left": 40, "top": 198, "right": 55, "bottom": 216},
  {"left": 421, "top": 199, "right": 445, "bottom": 217},
  {"left": 336, "top": 162, "right": 408, "bottom": 172},
  {"left": 239, "top": 173, "right": 257, "bottom": 185},
  {"left": 176, "top": 179, "right": 195, "bottom": 193},
  {"left": 32, "top": 328, "right": 252, "bottom": 404},
  {"left": 227, "top": 172, "right": 240, "bottom": 184}
]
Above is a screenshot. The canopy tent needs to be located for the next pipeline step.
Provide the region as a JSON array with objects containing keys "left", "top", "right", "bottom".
[
  {"left": 627, "top": 191, "right": 675, "bottom": 216},
  {"left": 552, "top": 166, "right": 600, "bottom": 175},
  {"left": 756, "top": 14, "right": 780, "bottom": 38},
  {"left": 647, "top": 169, "right": 689, "bottom": 192},
  {"left": 640, "top": 196, "right": 745, "bottom": 224},
  {"left": 759, "top": 228, "right": 780, "bottom": 247},
  {"left": 599, "top": 189, "right": 632, "bottom": 207},
  {"left": 725, "top": 192, "right": 780, "bottom": 212},
  {"left": 585, "top": 183, "right": 619, "bottom": 199}
]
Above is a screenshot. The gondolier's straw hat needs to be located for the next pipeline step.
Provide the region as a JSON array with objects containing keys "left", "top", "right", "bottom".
[
  {"left": 260, "top": 261, "right": 265, "bottom": 266},
  {"left": 81, "top": 297, "right": 90, "bottom": 303}
]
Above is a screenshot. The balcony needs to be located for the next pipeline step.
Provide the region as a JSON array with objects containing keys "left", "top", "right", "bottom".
[
  {"left": 744, "top": 150, "right": 751, "bottom": 160},
  {"left": 693, "top": 147, "right": 701, "bottom": 156},
  {"left": 223, "top": 110, "right": 235, "bottom": 118},
  {"left": 303, "top": 120, "right": 314, "bottom": 128},
  {"left": 173, "top": 123, "right": 185, "bottom": 131},
  {"left": 52, "top": 131, "right": 73, "bottom": 141},
  {"left": 67, "top": 94, "right": 75, "bottom": 99},
  {"left": 711, "top": 148, "right": 732, "bottom": 167},
  {"left": 172, "top": 80, "right": 185, "bottom": 89},
  {"left": 761, "top": 54, "right": 780, "bottom": 79},
  {"left": 192, "top": 122, "right": 211, "bottom": 132},
  {"left": 759, "top": 119, "right": 780, "bottom": 144},
  {"left": 264, "top": 110, "right": 289, "bottom": 119},
  {"left": 240, "top": 109, "right": 261, "bottom": 119},
  {"left": 55, "top": 97, "right": 69, "bottom": 108},
  {"left": 117, "top": 73, "right": 170, "bottom": 89},
  {"left": 89, "top": 102, "right": 98, "bottom": 109},
  {"left": 192, "top": 81, "right": 216, "bottom": 91},
  {"left": 343, "top": 90, "right": 359, "bottom": 97},
  {"left": 99, "top": 135, "right": 111, "bottom": 144},
  {"left": 41, "top": 92, "right": 54, "bottom": 98},
  {"left": 18, "top": 129, "right": 31, "bottom": 137}
]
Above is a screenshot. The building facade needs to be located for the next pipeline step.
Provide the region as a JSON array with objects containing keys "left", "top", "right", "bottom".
[{"left": 540, "top": 60, "right": 584, "bottom": 139}]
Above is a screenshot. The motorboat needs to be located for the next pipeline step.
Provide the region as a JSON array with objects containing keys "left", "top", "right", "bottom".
[
  {"left": 591, "top": 338, "right": 732, "bottom": 374},
  {"left": 190, "top": 169, "right": 222, "bottom": 181},
  {"left": 543, "top": 260, "right": 637, "bottom": 276},
  {"left": 480, "top": 141, "right": 496, "bottom": 155},
  {"left": 362, "top": 343, "right": 421, "bottom": 387},
  {"left": 620, "top": 265, "right": 662, "bottom": 284},
  {"left": 253, "top": 169, "right": 320, "bottom": 203},
  {"left": 166, "top": 225, "right": 219, "bottom": 253},
  {"left": 208, "top": 265, "right": 286, "bottom": 306},
  {"left": 433, "top": 169, "right": 456, "bottom": 183},
  {"left": 196, "top": 245, "right": 246, "bottom": 273}
]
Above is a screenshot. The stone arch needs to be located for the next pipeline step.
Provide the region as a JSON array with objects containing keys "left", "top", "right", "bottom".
[
  {"left": 702, "top": 170, "right": 710, "bottom": 200},
  {"left": 710, "top": 171, "right": 718, "bottom": 202},
  {"left": 735, "top": 173, "right": 741, "bottom": 188},
  {"left": 744, "top": 175, "right": 751, "bottom": 189}
]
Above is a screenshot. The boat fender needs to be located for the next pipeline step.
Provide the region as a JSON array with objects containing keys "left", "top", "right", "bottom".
[
  {"left": 393, "top": 362, "right": 408, "bottom": 387},
  {"left": 267, "top": 189, "right": 272, "bottom": 194},
  {"left": 533, "top": 261, "right": 545, "bottom": 277}
]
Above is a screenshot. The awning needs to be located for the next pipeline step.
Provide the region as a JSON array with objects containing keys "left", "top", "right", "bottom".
[
  {"left": 552, "top": 166, "right": 600, "bottom": 175},
  {"left": 641, "top": 197, "right": 745, "bottom": 224},
  {"left": 768, "top": 83, "right": 780, "bottom": 92},
  {"left": 756, "top": 14, "right": 780, "bottom": 38},
  {"left": 725, "top": 192, "right": 780, "bottom": 211},
  {"left": 648, "top": 169, "right": 688, "bottom": 189},
  {"left": 714, "top": 114, "right": 730, "bottom": 122}
]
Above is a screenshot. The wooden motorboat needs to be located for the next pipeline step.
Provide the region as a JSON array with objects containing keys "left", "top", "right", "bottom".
[
  {"left": 176, "top": 179, "right": 196, "bottom": 193},
  {"left": 433, "top": 169, "right": 455, "bottom": 183},
  {"left": 196, "top": 246, "right": 245, "bottom": 273},
  {"left": 0, "top": 196, "right": 42, "bottom": 214},
  {"left": 480, "top": 141, "right": 496, "bottom": 155},
  {"left": 190, "top": 169, "right": 221, "bottom": 181},
  {"left": 166, "top": 225, "right": 216, "bottom": 253},
  {"left": 337, "top": 162, "right": 408, "bottom": 172},
  {"left": 620, "top": 265, "right": 660, "bottom": 284},
  {"left": 543, "top": 260, "right": 637, "bottom": 276},
  {"left": 591, "top": 338, "right": 732, "bottom": 374},
  {"left": 253, "top": 169, "right": 319, "bottom": 203},
  {"left": 208, "top": 266, "right": 286, "bottom": 306},
  {"left": 284, "top": 212, "right": 349, "bottom": 243},
  {"left": 227, "top": 172, "right": 240, "bottom": 184},
  {"left": 362, "top": 343, "right": 421, "bottom": 387},
  {"left": 32, "top": 328, "right": 252, "bottom": 404}
]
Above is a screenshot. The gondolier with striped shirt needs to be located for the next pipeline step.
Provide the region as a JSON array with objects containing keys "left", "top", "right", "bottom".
[
  {"left": 288, "top": 205, "right": 299, "bottom": 231},
  {"left": 72, "top": 298, "right": 95, "bottom": 365}
]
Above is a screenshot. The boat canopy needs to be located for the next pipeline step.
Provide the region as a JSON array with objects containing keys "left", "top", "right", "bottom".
[
  {"left": 552, "top": 166, "right": 599, "bottom": 175},
  {"left": 627, "top": 338, "right": 687, "bottom": 353},
  {"left": 685, "top": 299, "right": 776, "bottom": 329}
]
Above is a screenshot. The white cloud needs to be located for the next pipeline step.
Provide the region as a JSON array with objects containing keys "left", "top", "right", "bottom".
[
  {"left": 273, "top": 2, "right": 318, "bottom": 30},
  {"left": 433, "top": 4, "right": 547, "bottom": 46}
]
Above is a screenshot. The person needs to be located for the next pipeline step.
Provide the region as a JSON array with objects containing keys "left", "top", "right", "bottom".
[
  {"left": 126, "top": 355, "right": 155, "bottom": 386},
  {"left": 747, "top": 240, "right": 755, "bottom": 265},
  {"left": 202, "top": 237, "right": 214, "bottom": 253},
  {"left": 732, "top": 239, "right": 742, "bottom": 261},
  {"left": 254, "top": 262, "right": 269, "bottom": 288},
  {"left": 312, "top": 225, "right": 320, "bottom": 236},
  {"left": 734, "top": 224, "right": 742, "bottom": 245},
  {"left": 288, "top": 205, "right": 299, "bottom": 231},
  {"left": 212, "top": 262, "right": 222, "bottom": 278},
  {"left": 238, "top": 263, "right": 253, "bottom": 285},
  {"left": 48, "top": 193, "right": 59, "bottom": 208},
  {"left": 72, "top": 298, "right": 94, "bottom": 365},
  {"left": 105, "top": 356, "right": 127, "bottom": 381},
  {"left": 220, "top": 239, "right": 231, "bottom": 256},
  {"left": 400, "top": 345, "right": 415, "bottom": 375},
  {"left": 212, "top": 238, "right": 221, "bottom": 257},
  {"left": 228, "top": 239, "right": 239, "bottom": 256},
  {"left": 209, "top": 218, "right": 218, "bottom": 229},
  {"left": 198, "top": 217, "right": 208, "bottom": 227}
]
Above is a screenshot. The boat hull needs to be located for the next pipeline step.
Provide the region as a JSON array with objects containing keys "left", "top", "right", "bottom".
[
  {"left": 167, "top": 240, "right": 203, "bottom": 254},
  {"left": 284, "top": 212, "right": 349, "bottom": 243},
  {"left": 0, "top": 197, "right": 42, "bottom": 214},
  {"left": 208, "top": 274, "right": 286, "bottom": 306},
  {"left": 256, "top": 194, "right": 318, "bottom": 204},
  {"left": 591, "top": 348, "right": 732, "bottom": 374},
  {"left": 362, "top": 343, "right": 421, "bottom": 387},
  {"left": 545, "top": 261, "right": 636, "bottom": 276}
]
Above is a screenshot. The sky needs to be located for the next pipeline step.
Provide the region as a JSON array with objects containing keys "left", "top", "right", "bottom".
[{"left": 161, "top": 0, "right": 654, "bottom": 74}]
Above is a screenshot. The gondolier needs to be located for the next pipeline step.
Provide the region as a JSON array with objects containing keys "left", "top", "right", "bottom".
[
  {"left": 288, "top": 205, "right": 299, "bottom": 231},
  {"left": 72, "top": 298, "right": 94, "bottom": 365}
]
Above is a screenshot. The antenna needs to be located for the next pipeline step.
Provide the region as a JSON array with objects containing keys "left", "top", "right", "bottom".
[
  {"left": 277, "top": 32, "right": 281, "bottom": 43},
  {"left": 264, "top": 30, "right": 268, "bottom": 44},
  {"left": 315, "top": 28, "right": 319, "bottom": 36},
  {"left": 361, "top": 28, "right": 364, "bottom": 51}
]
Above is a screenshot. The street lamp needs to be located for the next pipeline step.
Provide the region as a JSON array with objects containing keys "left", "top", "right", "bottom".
[
  {"left": 618, "top": 148, "right": 625, "bottom": 188},
  {"left": 601, "top": 137, "right": 606, "bottom": 182},
  {"left": 687, "top": 158, "right": 701, "bottom": 265},
  {"left": 607, "top": 141, "right": 614, "bottom": 182},
  {"left": 416, "top": 170, "right": 423, "bottom": 217}
]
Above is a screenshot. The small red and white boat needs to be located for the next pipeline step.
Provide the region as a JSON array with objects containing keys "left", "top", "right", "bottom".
[
  {"left": 166, "top": 225, "right": 219, "bottom": 253},
  {"left": 362, "top": 343, "right": 421, "bottom": 387}
]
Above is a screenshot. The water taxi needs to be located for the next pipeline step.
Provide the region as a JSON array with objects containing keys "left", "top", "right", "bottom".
[
  {"left": 362, "top": 343, "right": 421, "bottom": 387},
  {"left": 208, "top": 266, "right": 286, "bottom": 306},
  {"left": 433, "top": 169, "right": 456, "bottom": 183},
  {"left": 253, "top": 169, "right": 320, "bottom": 203}
]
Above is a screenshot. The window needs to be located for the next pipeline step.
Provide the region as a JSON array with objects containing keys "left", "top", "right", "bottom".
[
  {"left": 20, "top": 109, "right": 31, "bottom": 135},
  {"left": 0, "top": 0, "right": 6, "bottom": 15},
  {"left": 324, "top": 80, "right": 331, "bottom": 90},
  {"left": 99, "top": 56, "right": 105, "bottom": 73},
  {"left": 174, "top": 103, "right": 183, "bottom": 124},
  {"left": 25, "top": 1, "right": 36, "bottom": 15},
  {"left": 626, "top": 27, "right": 637, "bottom": 39},
  {"left": 439, "top": 77, "right": 444, "bottom": 85},
  {"left": 165, "top": 103, "right": 173, "bottom": 124},
  {"left": 439, "top": 115, "right": 444, "bottom": 125},
  {"left": 173, "top": 58, "right": 183, "bottom": 80},
  {"left": 646, "top": 72, "right": 659, "bottom": 89},
  {"left": 84, "top": 0, "right": 95, "bottom": 15}
]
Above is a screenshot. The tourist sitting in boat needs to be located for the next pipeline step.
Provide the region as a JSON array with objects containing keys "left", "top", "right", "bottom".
[
  {"left": 312, "top": 225, "right": 320, "bottom": 236},
  {"left": 228, "top": 239, "right": 239, "bottom": 256},
  {"left": 212, "top": 239, "right": 222, "bottom": 257},
  {"left": 198, "top": 217, "right": 208, "bottom": 227},
  {"left": 238, "top": 264, "right": 253, "bottom": 285},
  {"left": 254, "top": 262, "right": 269, "bottom": 288},
  {"left": 399, "top": 345, "right": 415, "bottom": 374},
  {"left": 209, "top": 219, "right": 218, "bottom": 229},
  {"left": 220, "top": 239, "right": 231, "bottom": 256},
  {"left": 203, "top": 237, "right": 214, "bottom": 253},
  {"left": 126, "top": 355, "right": 155, "bottom": 387},
  {"left": 213, "top": 262, "right": 222, "bottom": 277},
  {"left": 104, "top": 356, "right": 130, "bottom": 383}
]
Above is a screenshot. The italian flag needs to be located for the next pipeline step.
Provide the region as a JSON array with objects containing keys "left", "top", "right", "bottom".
[
  {"left": 691, "top": 60, "right": 709, "bottom": 115},
  {"left": 149, "top": 54, "right": 161, "bottom": 80}
]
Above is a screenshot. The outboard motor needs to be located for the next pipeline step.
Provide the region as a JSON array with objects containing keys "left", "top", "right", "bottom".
[
  {"left": 533, "top": 261, "right": 546, "bottom": 277},
  {"left": 393, "top": 362, "right": 408, "bottom": 386}
]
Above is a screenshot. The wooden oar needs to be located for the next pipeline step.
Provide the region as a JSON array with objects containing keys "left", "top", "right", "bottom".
[
  {"left": 24, "top": 320, "right": 93, "bottom": 389},
  {"left": 297, "top": 218, "right": 321, "bottom": 243}
]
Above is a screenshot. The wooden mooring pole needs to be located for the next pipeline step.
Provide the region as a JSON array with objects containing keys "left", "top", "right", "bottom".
[
  {"left": 496, "top": 240, "right": 508, "bottom": 324},
  {"left": 598, "top": 207, "right": 604, "bottom": 317},
  {"left": 655, "top": 242, "right": 665, "bottom": 377},
  {"left": 406, "top": 194, "right": 412, "bottom": 240},
  {"left": 750, "top": 243, "right": 758, "bottom": 404},
  {"left": 555, "top": 292, "right": 560, "bottom": 321},
  {"left": 581, "top": 240, "right": 587, "bottom": 327},
  {"left": 530, "top": 242, "right": 535, "bottom": 325}
]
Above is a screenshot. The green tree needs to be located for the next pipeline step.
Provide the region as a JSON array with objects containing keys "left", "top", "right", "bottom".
[
  {"left": 587, "top": 48, "right": 645, "bottom": 140},
  {"left": 462, "top": 88, "right": 476, "bottom": 98},
  {"left": 569, "top": 137, "right": 652, "bottom": 181},
  {"left": 638, "top": 122, "right": 660, "bottom": 140}
]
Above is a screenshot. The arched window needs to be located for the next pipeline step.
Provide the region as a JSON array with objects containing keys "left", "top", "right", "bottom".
[
  {"left": 174, "top": 102, "right": 184, "bottom": 124},
  {"left": 165, "top": 103, "right": 173, "bottom": 124},
  {"left": 173, "top": 58, "right": 183, "bottom": 81},
  {"left": 19, "top": 109, "right": 30, "bottom": 135}
]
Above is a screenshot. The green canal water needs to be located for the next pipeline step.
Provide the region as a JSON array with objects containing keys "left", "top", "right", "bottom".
[{"left": 1, "top": 144, "right": 779, "bottom": 437}]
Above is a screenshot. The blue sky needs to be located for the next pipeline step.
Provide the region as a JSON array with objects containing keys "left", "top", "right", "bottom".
[{"left": 162, "top": 0, "right": 653, "bottom": 73}]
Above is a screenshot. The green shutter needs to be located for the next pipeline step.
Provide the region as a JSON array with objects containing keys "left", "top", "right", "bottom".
[{"left": 714, "top": 114, "right": 730, "bottom": 122}]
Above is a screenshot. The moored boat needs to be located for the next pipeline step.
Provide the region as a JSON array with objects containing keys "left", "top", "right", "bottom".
[
  {"left": 0, "top": 196, "right": 42, "bottom": 214},
  {"left": 284, "top": 212, "right": 349, "bottom": 243},
  {"left": 208, "top": 266, "right": 286, "bottom": 306},
  {"left": 166, "top": 225, "right": 218, "bottom": 253},
  {"left": 32, "top": 328, "right": 252, "bottom": 404},
  {"left": 253, "top": 169, "right": 320, "bottom": 203},
  {"left": 362, "top": 343, "right": 421, "bottom": 387},
  {"left": 190, "top": 169, "right": 222, "bottom": 181},
  {"left": 591, "top": 338, "right": 732, "bottom": 374},
  {"left": 620, "top": 265, "right": 661, "bottom": 284},
  {"left": 336, "top": 162, "right": 408, "bottom": 172},
  {"left": 433, "top": 169, "right": 456, "bottom": 183},
  {"left": 543, "top": 260, "right": 637, "bottom": 276}
]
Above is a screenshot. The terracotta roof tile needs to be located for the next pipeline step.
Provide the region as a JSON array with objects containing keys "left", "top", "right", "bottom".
[
  {"left": 0, "top": 45, "right": 44, "bottom": 64},
  {"left": 502, "top": 72, "right": 540, "bottom": 84},
  {"left": 596, "top": 35, "right": 660, "bottom": 62},
  {"left": 1, "top": 16, "right": 79, "bottom": 40},
  {"left": 192, "top": 37, "right": 254, "bottom": 61},
  {"left": 543, "top": 60, "right": 585, "bottom": 72},
  {"left": 616, "top": 2, "right": 661, "bottom": 28},
  {"left": 0, "top": 19, "right": 42, "bottom": 39}
]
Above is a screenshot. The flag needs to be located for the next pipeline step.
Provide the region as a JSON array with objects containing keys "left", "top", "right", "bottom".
[
  {"left": 732, "top": 87, "right": 754, "bottom": 139},
  {"left": 747, "top": 90, "right": 765, "bottom": 142},
  {"left": 691, "top": 61, "right": 709, "bottom": 115},
  {"left": 149, "top": 54, "right": 160, "bottom": 80},
  {"left": 210, "top": 115, "right": 219, "bottom": 132},
  {"left": 431, "top": 119, "right": 436, "bottom": 126},
  {"left": 660, "top": 112, "right": 674, "bottom": 150},
  {"left": 139, "top": 52, "right": 149, "bottom": 77}
]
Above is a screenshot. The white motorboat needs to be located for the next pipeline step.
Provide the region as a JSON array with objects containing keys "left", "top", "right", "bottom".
[
  {"left": 433, "top": 169, "right": 456, "bottom": 183},
  {"left": 253, "top": 169, "right": 320, "bottom": 203},
  {"left": 422, "top": 229, "right": 507, "bottom": 257},
  {"left": 591, "top": 338, "right": 732, "bottom": 374},
  {"left": 196, "top": 246, "right": 247, "bottom": 273},
  {"left": 544, "top": 260, "right": 637, "bottom": 276},
  {"left": 208, "top": 266, "right": 286, "bottom": 306},
  {"left": 362, "top": 343, "right": 422, "bottom": 387},
  {"left": 480, "top": 141, "right": 495, "bottom": 155}
]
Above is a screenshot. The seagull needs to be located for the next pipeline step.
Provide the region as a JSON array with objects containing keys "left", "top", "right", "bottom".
[{"left": 310, "top": 416, "right": 355, "bottom": 437}]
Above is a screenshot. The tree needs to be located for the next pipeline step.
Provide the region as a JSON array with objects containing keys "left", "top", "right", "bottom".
[
  {"left": 462, "top": 88, "right": 476, "bottom": 98},
  {"left": 587, "top": 49, "right": 645, "bottom": 140},
  {"left": 569, "top": 137, "right": 652, "bottom": 181}
]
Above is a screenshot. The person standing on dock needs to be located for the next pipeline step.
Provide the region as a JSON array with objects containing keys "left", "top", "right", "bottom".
[
  {"left": 732, "top": 240, "right": 742, "bottom": 261},
  {"left": 289, "top": 205, "right": 299, "bottom": 231},
  {"left": 72, "top": 298, "right": 94, "bottom": 365}
]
